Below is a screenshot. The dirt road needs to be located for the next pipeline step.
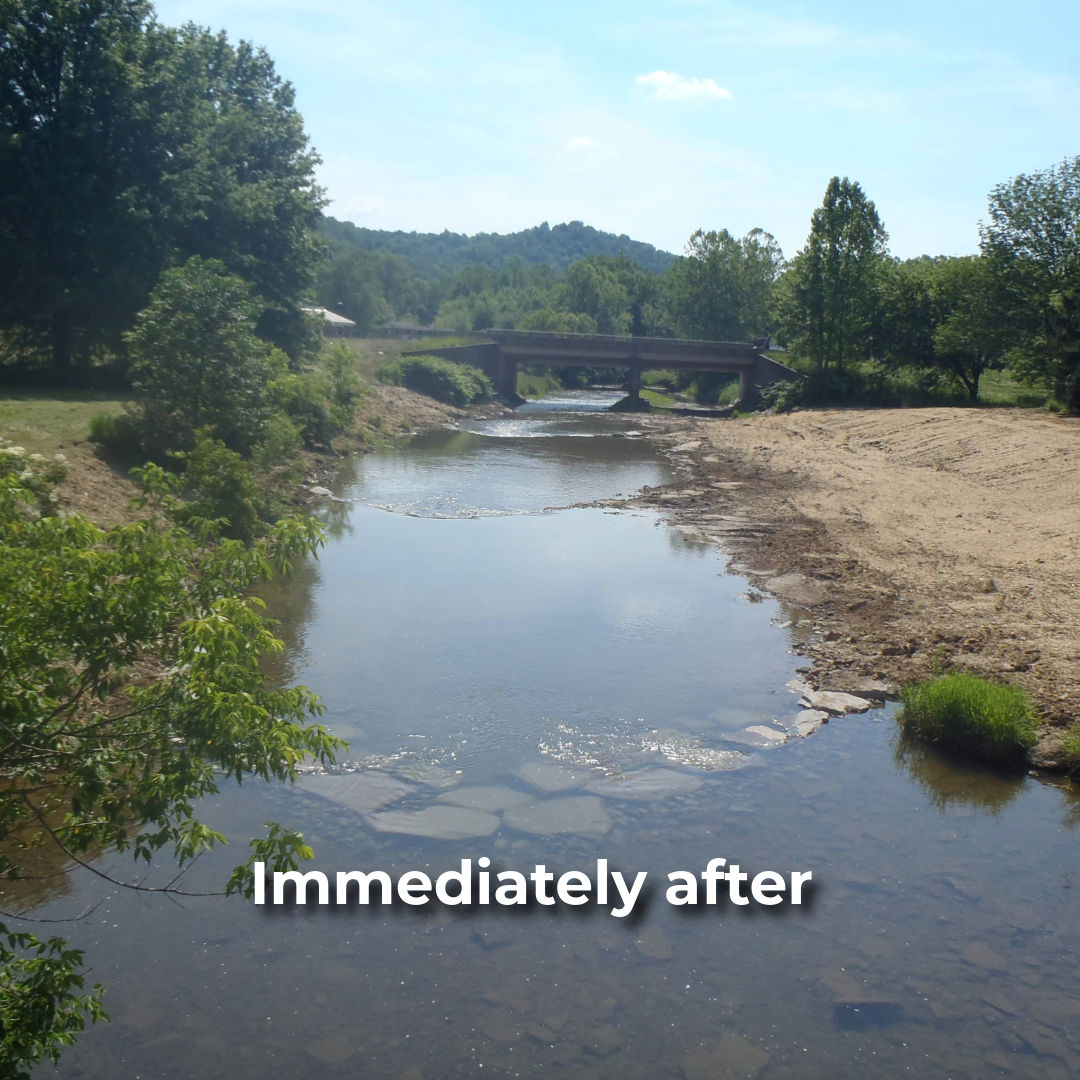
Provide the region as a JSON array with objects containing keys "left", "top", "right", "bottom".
[{"left": 636, "top": 407, "right": 1080, "bottom": 756}]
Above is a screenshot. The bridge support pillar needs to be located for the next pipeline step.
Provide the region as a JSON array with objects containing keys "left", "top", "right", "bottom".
[
  {"left": 628, "top": 360, "right": 642, "bottom": 402},
  {"left": 738, "top": 368, "right": 758, "bottom": 409}
]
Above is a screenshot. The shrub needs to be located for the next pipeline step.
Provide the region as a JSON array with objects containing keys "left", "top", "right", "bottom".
[
  {"left": 126, "top": 258, "right": 278, "bottom": 454},
  {"left": 897, "top": 673, "right": 1037, "bottom": 765},
  {"left": 252, "top": 413, "right": 304, "bottom": 469},
  {"left": 89, "top": 411, "right": 145, "bottom": 458},
  {"left": 376, "top": 355, "right": 493, "bottom": 407},
  {"left": 757, "top": 363, "right": 967, "bottom": 412},
  {"left": 0, "top": 439, "right": 68, "bottom": 517},
  {"left": 171, "top": 429, "right": 263, "bottom": 541},
  {"left": 269, "top": 372, "right": 338, "bottom": 448}
]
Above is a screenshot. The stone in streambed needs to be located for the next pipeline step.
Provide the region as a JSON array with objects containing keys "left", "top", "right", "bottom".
[
  {"left": 295, "top": 772, "right": 415, "bottom": 813},
  {"left": 801, "top": 690, "right": 874, "bottom": 715},
  {"left": 503, "top": 797, "right": 612, "bottom": 838},
  {"left": 587, "top": 769, "right": 702, "bottom": 801},
  {"left": 366, "top": 806, "right": 499, "bottom": 840}
]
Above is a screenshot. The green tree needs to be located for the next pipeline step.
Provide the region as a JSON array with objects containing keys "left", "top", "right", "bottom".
[
  {"left": 0, "top": 0, "right": 159, "bottom": 370},
  {"left": 930, "top": 256, "right": 1013, "bottom": 400},
  {"left": 560, "top": 257, "right": 631, "bottom": 334},
  {"left": 126, "top": 257, "right": 278, "bottom": 453},
  {"left": 980, "top": 156, "right": 1080, "bottom": 407},
  {"left": 882, "top": 255, "right": 1014, "bottom": 400},
  {"left": 665, "top": 227, "right": 784, "bottom": 341},
  {"left": 0, "top": 453, "right": 343, "bottom": 1076},
  {"left": 779, "top": 177, "right": 889, "bottom": 370},
  {"left": 0, "top": 1, "right": 324, "bottom": 371}
]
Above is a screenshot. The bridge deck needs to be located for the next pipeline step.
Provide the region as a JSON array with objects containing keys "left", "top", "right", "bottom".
[{"left": 485, "top": 329, "right": 763, "bottom": 370}]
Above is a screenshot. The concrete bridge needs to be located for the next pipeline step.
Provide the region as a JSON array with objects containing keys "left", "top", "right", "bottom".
[{"left": 407, "top": 329, "right": 800, "bottom": 407}]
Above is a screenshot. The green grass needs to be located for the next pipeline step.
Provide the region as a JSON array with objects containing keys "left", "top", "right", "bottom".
[
  {"left": 0, "top": 390, "right": 128, "bottom": 454},
  {"left": 517, "top": 371, "right": 563, "bottom": 398},
  {"left": 976, "top": 370, "right": 1050, "bottom": 408},
  {"left": 639, "top": 387, "right": 678, "bottom": 408},
  {"left": 1057, "top": 723, "right": 1080, "bottom": 773},
  {"left": 898, "top": 673, "right": 1038, "bottom": 765}
]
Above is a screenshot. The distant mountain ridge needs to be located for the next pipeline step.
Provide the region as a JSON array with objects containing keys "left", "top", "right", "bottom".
[{"left": 320, "top": 217, "right": 678, "bottom": 277}]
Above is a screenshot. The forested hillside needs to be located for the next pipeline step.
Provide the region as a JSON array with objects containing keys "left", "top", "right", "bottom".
[{"left": 320, "top": 218, "right": 677, "bottom": 277}]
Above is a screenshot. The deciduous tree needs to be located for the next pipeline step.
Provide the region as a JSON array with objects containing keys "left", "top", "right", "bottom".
[{"left": 779, "top": 177, "right": 888, "bottom": 370}]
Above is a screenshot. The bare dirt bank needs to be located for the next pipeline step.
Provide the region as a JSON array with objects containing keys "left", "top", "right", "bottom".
[{"left": 633, "top": 407, "right": 1080, "bottom": 756}]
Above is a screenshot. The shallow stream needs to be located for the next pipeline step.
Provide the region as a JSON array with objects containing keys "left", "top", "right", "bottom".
[{"left": 28, "top": 391, "right": 1080, "bottom": 1078}]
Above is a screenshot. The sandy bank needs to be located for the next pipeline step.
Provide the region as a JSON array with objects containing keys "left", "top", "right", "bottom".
[{"left": 632, "top": 407, "right": 1080, "bottom": 758}]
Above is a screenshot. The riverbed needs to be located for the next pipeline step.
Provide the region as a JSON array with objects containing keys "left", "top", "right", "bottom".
[{"left": 30, "top": 391, "right": 1080, "bottom": 1078}]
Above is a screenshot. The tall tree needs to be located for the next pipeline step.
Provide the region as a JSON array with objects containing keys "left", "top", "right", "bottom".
[
  {"left": 0, "top": 1, "right": 324, "bottom": 371},
  {"left": 980, "top": 156, "right": 1080, "bottom": 407},
  {"left": 665, "top": 228, "right": 784, "bottom": 342},
  {"left": 882, "top": 256, "right": 1014, "bottom": 401},
  {"left": 779, "top": 177, "right": 888, "bottom": 370},
  {"left": 0, "top": 0, "right": 159, "bottom": 369}
]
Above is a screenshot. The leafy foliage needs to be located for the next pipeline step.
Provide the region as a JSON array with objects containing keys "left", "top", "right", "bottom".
[
  {"left": 126, "top": 257, "right": 279, "bottom": 454},
  {"left": 881, "top": 256, "right": 1015, "bottom": 400},
  {"left": 898, "top": 673, "right": 1037, "bottom": 765},
  {"left": 0, "top": 0, "right": 323, "bottom": 369},
  {"left": 779, "top": 177, "right": 888, "bottom": 371},
  {"left": 0, "top": 455, "right": 344, "bottom": 1074},
  {"left": 320, "top": 217, "right": 676, "bottom": 279},
  {"left": 666, "top": 228, "right": 784, "bottom": 342},
  {"left": 0, "top": 929, "right": 106, "bottom": 1079},
  {"left": 376, "top": 355, "right": 493, "bottom": 406}
]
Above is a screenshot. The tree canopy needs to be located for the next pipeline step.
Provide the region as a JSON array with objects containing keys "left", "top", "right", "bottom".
[
  {"left": 779, "top": 177, "right": 889, "bottom": 371},
  {"left": 0, "top": 0, "right": 324, "bottom": 369},
  {"left": 665, "top": 228, "right": 784, "bottom": 342}
]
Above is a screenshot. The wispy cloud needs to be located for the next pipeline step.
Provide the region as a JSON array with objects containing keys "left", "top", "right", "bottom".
[
  {"left": 565, "top": 136, "right": 599, "bottom": 150},
  {"left": 636, "top": 70, "right": 733, "bottom": 102}
]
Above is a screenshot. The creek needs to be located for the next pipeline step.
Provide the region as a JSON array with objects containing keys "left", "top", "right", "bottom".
[{"left": 31, "top": 391, "right": 1080, "bottom": 1078}]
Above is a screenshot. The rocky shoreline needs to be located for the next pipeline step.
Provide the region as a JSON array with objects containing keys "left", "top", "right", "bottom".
[{"left": 616, "top": 408, "right": 1080, "bottom": 771}]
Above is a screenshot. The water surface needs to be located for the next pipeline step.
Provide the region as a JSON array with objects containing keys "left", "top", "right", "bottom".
[{"left": 22, "top": 392, "right": 1080, "bottom": 1078}]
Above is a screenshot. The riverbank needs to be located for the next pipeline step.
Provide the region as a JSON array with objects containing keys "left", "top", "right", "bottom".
[{"left": 627, "top": 406, "right": 1079, "bottom": 765}]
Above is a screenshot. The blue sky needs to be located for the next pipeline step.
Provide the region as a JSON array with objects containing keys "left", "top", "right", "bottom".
[{"left": 152, "top": 0, "right": 1079, "bottom": 261}]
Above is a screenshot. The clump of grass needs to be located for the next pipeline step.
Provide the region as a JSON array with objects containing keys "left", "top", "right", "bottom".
[
  {"left": 898, "top": 673, "right": 1037, "bottom": 765},
  {"left": 1058, "top": 722, "right": 1080, "bottom": 774}
]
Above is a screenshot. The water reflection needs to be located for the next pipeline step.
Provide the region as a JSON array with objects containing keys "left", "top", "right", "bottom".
[{"left": 894, "top": 733, "right": 1026, "bottom": 813}]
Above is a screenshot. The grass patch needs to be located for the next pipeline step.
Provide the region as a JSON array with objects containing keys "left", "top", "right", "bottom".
[
  {"left": 898, "top": 673, "right": 1037, "bottom": 765},
  {"left": 639, "top": 388, "right": 678, "bottom": 408},
  {"left": 517, "top": 370, "right": 563, "bottom": 398},
  {"left": 0, "top": 390, "right": 127, "bottom": 454},
  {"left": 1057, "top": 723, "right": 1080, "bottom": 774},
  {"left": 977, "top": 370, "right": 1050, "bottom": 408}
]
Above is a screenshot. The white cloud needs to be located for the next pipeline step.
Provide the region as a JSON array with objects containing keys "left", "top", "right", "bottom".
[
  {"left": 636, "top": 70, "right": 733, "bottom": 102},
  {"left": 565, "top": 136, "right": 599, "bottom": 150}
]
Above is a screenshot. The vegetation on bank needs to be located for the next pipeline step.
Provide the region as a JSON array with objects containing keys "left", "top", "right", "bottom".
[
  {"left": 1, "top": 0, "right": 1078, "bottom": 1069},
  {"left": 897, "top": 674, "right": 1038, "bottom": 766},
  {"left": 308, "top": 164, "right": 1080, "bottom": 414},
  {"left": 376, "top": 354, "right": 493, "bottom": 407}
]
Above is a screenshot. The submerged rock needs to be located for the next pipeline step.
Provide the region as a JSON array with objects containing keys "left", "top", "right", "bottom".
[
  {"left": 681, "top": 1034, "right": 770, "bottom": 1080},
  {"left": 587, "top": 768, "right": 703, "bottom": 801},
  {"left": 439, "top": 785, "right": 532, "bottom": 812},
  {"left": 727, "top": 725, "right": 789, "bottom": 749},
  {"left": 503, "top": 797, "right": 613, "bottom": 838},
  {"left": 516, "top": 761, "right": 589, "bottom": 793},
  {"left": 295, "top": 772, "right": 415, "bottom": 813},
  {"left": 366, "top": 806, "right": 499, "bottom": 839}
]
